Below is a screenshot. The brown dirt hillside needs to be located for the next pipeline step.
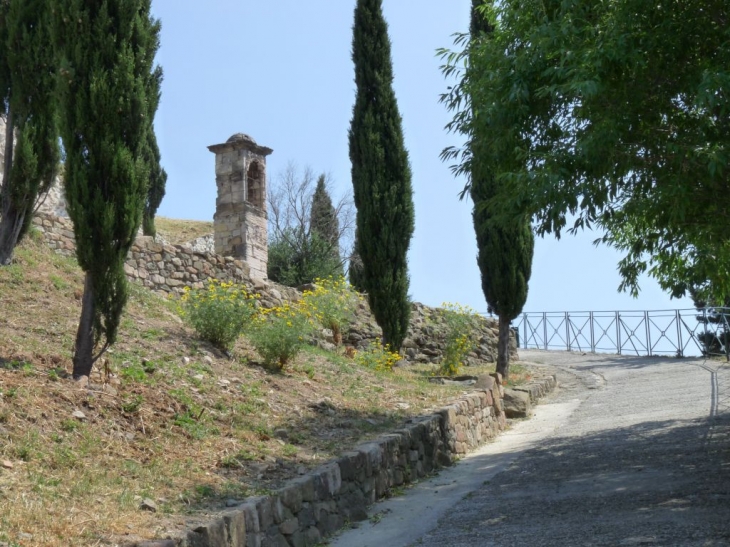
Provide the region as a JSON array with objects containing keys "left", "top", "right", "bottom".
[
  {"left": 0, "top": 226, "right": 530, "bottom": 547},
  {"left": 154, "top": 217, "right": 213, "bottom": 245}
]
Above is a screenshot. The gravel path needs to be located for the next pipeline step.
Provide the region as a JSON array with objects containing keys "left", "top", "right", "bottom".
[{"left": 415, "top": 350, "right": 730, "bottom": 546}]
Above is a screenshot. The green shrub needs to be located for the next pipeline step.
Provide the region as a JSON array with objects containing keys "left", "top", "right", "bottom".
[
  {"left": 247, "top": 302, "right": 315, "bottom": 369},
  {"left": 354, "top": 339, "right": 400, "bottom": 372},
  {"left": 178, "top": 279, "right": 257, "bottom": 351},
  {"left": 301, "top": 276, "right": 360, "bottom": 345},
  {"left": 437, "top": 302, "right": 480, "bottom": 376}
]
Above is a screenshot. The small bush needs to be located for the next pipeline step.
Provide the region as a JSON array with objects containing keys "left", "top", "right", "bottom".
[
  {"left": 437, "top": 302, "right": 479, "bottom": 376},
  {"left": 178, "top": 279, "right": 257, "bottom": 351},
  {"left": 247, "top": 302, "right": 315, "bottom": 369},
  {"left": 301, "top": 276, "right": 360, "bottom": 345},
  {"left": 354, "top": 339, "right": 400, "bottom": 372}
]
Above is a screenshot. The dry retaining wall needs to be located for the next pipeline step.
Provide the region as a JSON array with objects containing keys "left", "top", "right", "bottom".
[
  {"left": 131, "top": 374, "right": 511, "bottom": 547},
  {"left": 128, "top": 373, "right": 557, "bottom": 547}
]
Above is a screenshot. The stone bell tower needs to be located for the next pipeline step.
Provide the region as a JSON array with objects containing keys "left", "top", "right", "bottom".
[{"left": 208, "top": 133, "right": 273, "bottom": 280}]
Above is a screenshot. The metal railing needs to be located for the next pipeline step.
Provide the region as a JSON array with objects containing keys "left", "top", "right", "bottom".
[{"left": 514, "top": 308, "right": 730, "bottom": 358}]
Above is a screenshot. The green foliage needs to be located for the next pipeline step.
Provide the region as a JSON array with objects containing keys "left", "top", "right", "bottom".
[
  {"left": 0, "top": 0, "right": 60, "bottom": 264},
  {"left": 446, "top": 0, "right": 534, "bottom": 377},
  {"left": 310, "top": 174, "right": 342, "bottom": 269},
  {"left": 354, "top": 339, "right": 400, "bottom": 372},
  {"left": 301, "top": 276, "right": 360, "bottom": 345},
  {"left": 347, "top": 245, "right": 366, "bottom": 292},
  {"left": 440, "top": 0, "right": 730, "bottom": 301},
  {"left": 437, "top": 302, "right": 479, "bottom": 376},
  {"left": 54, "top": 0, "right": 163, "bottom": 376},
  {"left": 142, "top": 128, "right": 167, "bottom": 237},
  {"left": 247, "top": 302, "right": 315, "bottom": 369},
  {"left": 349, "top": 0, "right": 414, "bottom": 350},
  {"left": 179, "top": 279, "right": 257, "bottom": 352},
  {"left": 121, "top": 394, "right": 144, "bottom": 414},
  {"left": 267, "top": 167, "right": 349, "bottom": 286},
  {"left": 268, "top": 228, "right": 342, "bottom": 287}
]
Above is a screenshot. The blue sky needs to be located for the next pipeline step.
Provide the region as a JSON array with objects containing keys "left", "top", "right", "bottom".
[{"left": 150, "top": 0, "right": 692, "bottom": 314}]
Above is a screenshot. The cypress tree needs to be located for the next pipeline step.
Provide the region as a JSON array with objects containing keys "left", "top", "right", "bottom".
[
  {"left": 55, "top": 0, "right": 162, "bottom": 378},
  {"left": 0, "top": 0, "right": 60, "bottom": 265},
  {"left": 468, "top": 0, "right": 534, "bottom": 379},
  {"left": 348, "top": 242, "right": 365, "bottom": 292},
  {"left": 142, "top": 126, "right": 167, "bottom": 237},
  {"left": 310, "top": 174, "right": 342, "bottom": 276},
  {"left": 349, "top": 0, "right": 414, "bottom": 350}
]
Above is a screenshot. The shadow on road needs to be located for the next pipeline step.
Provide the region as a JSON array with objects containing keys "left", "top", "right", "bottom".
[{"left": 419, "top": 411, "right": 730, "bottom": 546}]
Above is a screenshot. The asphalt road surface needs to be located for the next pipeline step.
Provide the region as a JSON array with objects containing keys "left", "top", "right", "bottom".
[{"left": 330, "top": 350, "right": 730, "bottom": 547}]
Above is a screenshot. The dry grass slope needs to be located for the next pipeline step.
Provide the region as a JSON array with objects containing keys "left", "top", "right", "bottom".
[{"left": 0, "top": 223, "right": 530, "bottom": 546}]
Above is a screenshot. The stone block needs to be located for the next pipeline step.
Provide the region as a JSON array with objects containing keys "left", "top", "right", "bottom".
[
  {"left": 337, "top": 451, "right": 365, "bottom": 482},
  {"left": 278, "top": 483, "right": 303, "bottom": 513},
  {"left": 187, "top": 518, "right": 227, "bottom": 546},
  {"left": 223, "top": 510, "right": 247, "bottom": 547},
  {"left": 279, "top": 517, "right": 299, "bottom": 535},
  {"left": 502, "top": 388, "right": 532, "bottom": 418}
]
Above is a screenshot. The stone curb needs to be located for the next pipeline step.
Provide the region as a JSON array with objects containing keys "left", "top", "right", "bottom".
[{"left": 512, "top": 373, "right": 558, "bottom": 404}]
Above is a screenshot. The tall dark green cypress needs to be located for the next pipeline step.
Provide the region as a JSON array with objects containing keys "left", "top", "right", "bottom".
[
  {"left": 0, "top": 0, "right": 60, "bottom": 265},
  {"left": 349, "top": 0, "right": 414, "bottom": 350},
  {"left": 142, "top": 126, "right": 167, "bottom": 237},
  {"left": 55, "top": 0, "right": 162, "bottom": 378},
  {"left": 469, "top": 0, "right": 533, "bottom": 379},
  {"left": 310, "top": 174, "right": 342, "bottom": 276}
]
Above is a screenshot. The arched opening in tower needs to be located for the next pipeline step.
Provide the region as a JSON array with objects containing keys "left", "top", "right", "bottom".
[{"left": 246, "top": 161, "right": 264, "bottom": 209}]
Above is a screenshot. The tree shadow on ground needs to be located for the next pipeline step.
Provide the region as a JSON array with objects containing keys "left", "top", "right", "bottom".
[{"left": 421, "top": 412, "right": 730, "bottom": 546}]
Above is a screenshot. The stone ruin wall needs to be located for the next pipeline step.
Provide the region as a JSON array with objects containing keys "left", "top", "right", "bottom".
[
  {"left": 1, "top": 126, "right": 273, "bottom": 280},
  {"left": 30, "top": 211, "right": 512, "bottom": 365}
]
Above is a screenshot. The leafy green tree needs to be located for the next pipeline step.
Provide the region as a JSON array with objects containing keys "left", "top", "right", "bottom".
[
  {"left": 55, "top": 0, "right": 162, "bottom": 378},
  {"left": 310, "top": 173, "right": 341, "bottom": 272},
  {"left": 690, "top": 288, "right": 730, "bottom": 357},
  {"left": 463, "top": 0, "right": 533, "bottom": 379},
  {"left": 142, "top": 125, "right": 166, "bottom": 237},
  {"left": 440, "top": 0, "right": 730, "bottom": 303},
  {"left": 267, "top": 165, "right": 352, "bottom": 286},
  {"left": 267, "top": 228, "right": 342, "bottom": 287},
  {"left": 0, "top": 0, "right": 60, "bottom": 265},
  {"left": 349, "top": 0, "right": 414, "bottom": 350}
]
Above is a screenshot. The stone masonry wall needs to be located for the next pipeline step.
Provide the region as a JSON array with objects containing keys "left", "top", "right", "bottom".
[
  {"left": 129, "top": 374, "right": 513, "bottom": 547},
  {"left": 31, "top": 212, "right": 513, "bottom": 365},
  {"left": 32, "top": 212, "right": 255, "bottom": 293}
]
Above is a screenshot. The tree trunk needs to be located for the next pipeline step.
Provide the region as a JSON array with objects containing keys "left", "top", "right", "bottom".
[
  {"left": 0, "top": 205, "right": 26, "bottom": 265},
  {"left": 496, "top": 315, "right": 511, "bottom": 380},
  {"left": 1, "top": 109, "right": 13, "bottom": 196},
  {"left": 0, "top": 110, "right": 21, "bottom": 265},
  {"left": 73, "top": 272, "right": 96, "bottom": 379}
]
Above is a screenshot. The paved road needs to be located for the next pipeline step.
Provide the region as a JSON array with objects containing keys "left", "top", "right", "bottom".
[{"left": 330, "top": 350, "right": 730, "bottom": 547}]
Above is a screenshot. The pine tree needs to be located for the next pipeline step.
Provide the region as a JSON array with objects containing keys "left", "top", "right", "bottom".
[
  {"left": 468, "top": 0, "right": 533, "bottom": 379},
  {"left": 310, "top": 174, "right": 342, "bottom": 276},
  {"left": 349, "top": 0, "right": 414, "bottom": 350},
  {"left": 0, "top": 0, "right": 60, "bottom": 265},
  {"left": 55, "top": 0, "right": 162, "bottom": 378}
]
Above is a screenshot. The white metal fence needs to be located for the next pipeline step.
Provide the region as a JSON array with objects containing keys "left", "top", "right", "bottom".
[{"left": 513, "top": 308, "right": 730, "bottom": 358}]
